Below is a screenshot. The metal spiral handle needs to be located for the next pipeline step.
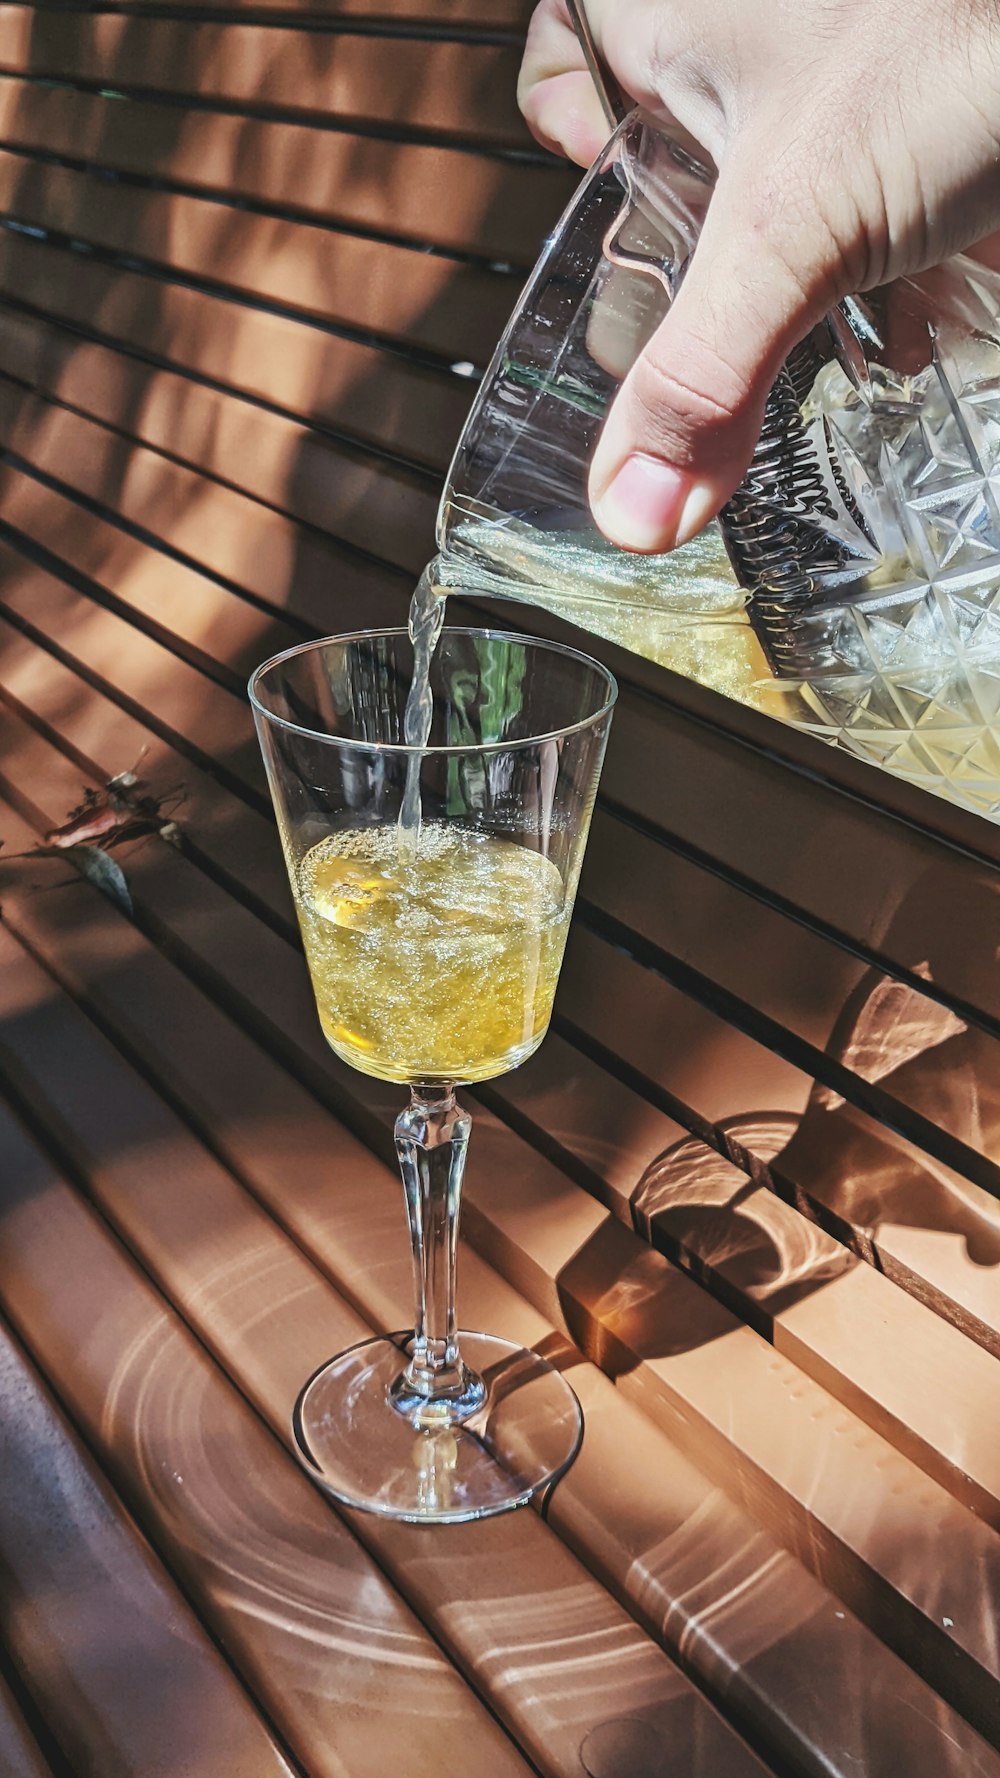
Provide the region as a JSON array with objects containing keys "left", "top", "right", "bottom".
[
  {"left": 718, "top": 341, "right": 840, "bottom": 671},
  {"left": 718, "top": 327, "right": 878, "bottom": 674}
]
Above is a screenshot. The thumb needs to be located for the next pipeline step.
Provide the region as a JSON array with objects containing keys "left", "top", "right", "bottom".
[{"left": 589, "top": 156, "right": 838, "bottom": 553}]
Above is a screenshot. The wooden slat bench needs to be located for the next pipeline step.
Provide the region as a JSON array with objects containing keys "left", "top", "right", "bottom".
[{"left": 1, "top": 4, "right": 999, "bottom": 1776}]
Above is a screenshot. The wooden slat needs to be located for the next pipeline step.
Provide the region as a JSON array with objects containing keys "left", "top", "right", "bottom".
[
  {"left": 578, "top": 809, "right": 1000, "bottom": 1200},
  {"left": 0, "top": 81, "right": 571, "bottom": 263},
  {"left": 5, "top": 0, "right": 537, "bottom": 29},
  {"left": 0, "top": 505, "right": 306, "bottom": 693},
  {"left": 0, "top": 460, "right": 409, "bottom": 656},
  {"left": 0, "top": 371, "right": 434, "bottom": 585},
  {"left": 0, "top": 233, "right": 473, "bottom": 469},
  {"left": 0, "top": 556, "right": 278, "bottom": 794},
  {"left": 626, "top": 1132, "right": 1000, "bottom": 1513},
  {"left": 0, "top": 315, "right": 440, "bottom": 549},
  {"left": 603, "top": 688, "right": 1000, "bottom": 1022},
  {"left": 2, "top": 713, "right": 1000, "bottom": 1747},
  {"left": 584, "top": 817, "right": 865, "bottom": 1055},
  {"left": 0, "top": 391, "right": 426, "bottom": 626},
  {"left": 2, "top": 827, "right": 997, "bottom": 1778},
  {"left": 0, "top": 150, "right": 520, "bottom": 361},
  {"left": 0, "top": 10, "right": 539, "bottom": 144},
  {"left": 490, "top": 1030, "right": 1000, "bottom": 1487},
  {"left": 0, "top": 608, "right": 290, "bottom": 894},
  {"left": 0, "top": 923, "right": 773, "bottom": 1778},
  {"left": 0, "top": 1674, "right": 52, "bottom": 1778},
  {"left": 494, "top": 1022, "right": 1000, "bottom": 1359},
  {"left": 0, "top": 1311, "right": 297, "bottom": 1778},
  {"left": 471, "top": 1184, "right": 1000, "bottom": 1742},
  {"left": 554, "top": 926, "right": 1000, "bottom": 1343},
  {"left": 0, "top": 510, "right": 402, "bottom": 691}
]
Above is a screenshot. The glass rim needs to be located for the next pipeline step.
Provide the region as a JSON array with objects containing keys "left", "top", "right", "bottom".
[{"left": 248, "top": 625, "right": 618, "bottom": 756}]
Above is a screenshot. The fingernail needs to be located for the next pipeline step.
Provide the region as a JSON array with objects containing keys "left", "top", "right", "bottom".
[
  {"left": 593, "top": 454, "right": 694, "bottom": 552},
  {"left": 676, "top": 480, "right": 718, "bottom": 546}
]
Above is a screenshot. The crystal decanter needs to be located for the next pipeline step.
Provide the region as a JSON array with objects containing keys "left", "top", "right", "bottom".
[{"left": 437, "top": 109, "right": 1000, "bottom": 821}]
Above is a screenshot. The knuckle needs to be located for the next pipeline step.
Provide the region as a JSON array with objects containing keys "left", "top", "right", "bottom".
[{"left": 627, "top": 348, "right": 751, "bottom": 464}]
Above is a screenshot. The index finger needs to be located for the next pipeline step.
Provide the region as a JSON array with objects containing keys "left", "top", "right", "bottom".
[{"left": 518, "top": 0, "right": 610, "bottom": 166}]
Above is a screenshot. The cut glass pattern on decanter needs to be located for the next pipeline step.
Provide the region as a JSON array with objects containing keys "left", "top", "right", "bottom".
[{"left": 748, "top": 261, "right": 1000, "bottom": 819}]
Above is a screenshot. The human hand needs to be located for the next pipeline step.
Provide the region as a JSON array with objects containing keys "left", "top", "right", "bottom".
[{"left": 518, "top": 0, "right": 1000, "bottom": 552}]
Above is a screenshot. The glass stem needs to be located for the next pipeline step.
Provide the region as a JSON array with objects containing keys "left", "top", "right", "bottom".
[{"left": 391, "top": 1084, "right": 486, "bottom": 1423}]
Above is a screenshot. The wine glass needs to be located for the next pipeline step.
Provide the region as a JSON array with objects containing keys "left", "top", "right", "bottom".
[{"left": 250, "top": 626, "right": 616, "bottom": 1522}]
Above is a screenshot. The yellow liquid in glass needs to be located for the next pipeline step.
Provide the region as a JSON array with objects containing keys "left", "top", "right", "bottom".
[{"left": 294, "top": 825, "right": 570, "bottom": 1084}]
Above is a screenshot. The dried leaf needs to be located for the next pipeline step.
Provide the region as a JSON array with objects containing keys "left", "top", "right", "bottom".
[
  {"left": 62, "top": 844, "right": 133, "bottom": 915},
  {"left": 46, "top": 799, "right": 131, "bottom": 848},
  {"left": 44, "top": 763, "right": 184, "bottom": 850},
  {"left": 4, "top": 762, "right": 182, "bottom": 910}
]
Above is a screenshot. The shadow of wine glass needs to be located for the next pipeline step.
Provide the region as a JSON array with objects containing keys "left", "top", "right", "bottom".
[{"left": 632, "top": 1115, "right": 855, "bottom": 1324}]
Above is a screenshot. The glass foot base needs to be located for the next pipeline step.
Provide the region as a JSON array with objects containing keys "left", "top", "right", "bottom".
[{"left": 293, "top": 1331, "right": 583, "bottom": 1523}]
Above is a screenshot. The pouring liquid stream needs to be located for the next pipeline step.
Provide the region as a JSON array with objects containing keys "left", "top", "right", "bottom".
[{"left": 399, "top": 563, "right": 447, "bottom": 849}]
